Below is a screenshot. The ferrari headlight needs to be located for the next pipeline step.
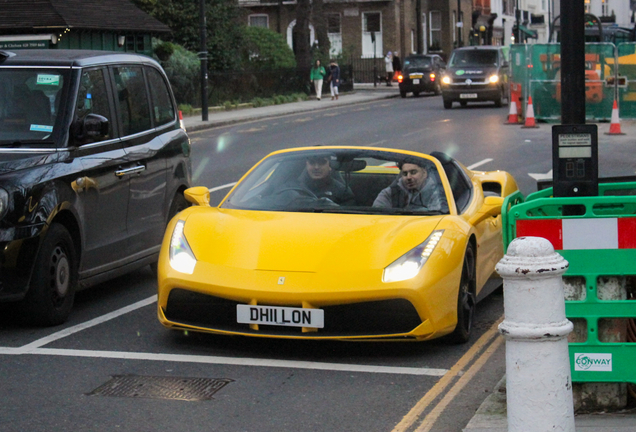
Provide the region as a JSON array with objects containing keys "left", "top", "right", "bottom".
[
  {"left": 489, "top": 74, "right": 499, "bottom": 84},
  {"left": 383, "top": 230, "right": 444, "bottom": 283},
  {"left": 0, "top": 188, "right": 8, "bottom": 220},
  {"left": 442, "top": 76, "right": 451, "bottom": 85},
  {"left": 169, "top": 220, "right": 197, "bottom": 274}
]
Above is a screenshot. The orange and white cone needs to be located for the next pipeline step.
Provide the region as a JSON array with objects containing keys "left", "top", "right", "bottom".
[
  {"left": 606, "top": 100, "right": 624, "bottom": 135},
  {"left": 505, "top": 93, "right": 519, "bottom": 124},
  {"left": 522, "top": 96, "right": 538, "bottom": 128}
]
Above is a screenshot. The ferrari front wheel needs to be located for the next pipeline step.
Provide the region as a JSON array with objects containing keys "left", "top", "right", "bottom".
[{"left": 448, "top": 242, "right": 476, "bottom": 344}]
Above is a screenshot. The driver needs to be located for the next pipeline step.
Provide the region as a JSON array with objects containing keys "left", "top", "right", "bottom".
[
  {"left": 298, "top": 155, "right": 355, "bottom": 205},
  {"left": 373, "top": 159, "right": 447, "bottom": 212}
]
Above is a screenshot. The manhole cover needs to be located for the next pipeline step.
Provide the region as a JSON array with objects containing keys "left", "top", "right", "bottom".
[{"left": 88, "top": 375, "right": 233, "bottom": 401}]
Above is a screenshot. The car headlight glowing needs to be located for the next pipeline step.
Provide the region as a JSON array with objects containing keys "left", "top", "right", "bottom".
[
  {"left": 489, "top": 74, "right": 499, "bottom": 84},
  {"left": 0, "top": 188, "right": 8, "bottom": 220},
  {"left": 442, "top": 76, "right": 451, "bottom": 85},
  {"left": 169, "top": 220, "right": 197, "bottom": 274},
  {"left": 383, "top": 230, "right": 444, "bottom": 283}
]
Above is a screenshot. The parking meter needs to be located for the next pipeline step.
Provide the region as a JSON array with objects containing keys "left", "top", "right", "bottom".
[{"left": 552, "top": 124, "right": 598, "bottom": 197}]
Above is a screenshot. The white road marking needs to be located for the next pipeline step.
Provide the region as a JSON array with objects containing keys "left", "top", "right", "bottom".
[
  {"left": 467, "top": 158, "right": 494, "bottom": 170},
  {"left": 208, "top": 182, "right": 237, "bottom": 193},
  {"left": 528, "top": 169, "right": 553, "bottom": 181},
  {"left": 1, "top": 347, "right": 448, "bottom": 376},
  {"left": 18, "top": 295, "right": 157, "bottom": 351}
]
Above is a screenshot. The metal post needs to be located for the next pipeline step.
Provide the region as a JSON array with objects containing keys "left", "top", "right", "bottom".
[
  {"left": 560, "top": 0, "right": 585, "bottom": 124},
  {"left": 496, "top": 237, "right": 575, "bottom": 432},
  {"left": 457, "top": 0, "right": 462, "bottom": 47},
  {"left": 199, "top": 0, "right": 209, "bottom": 122}
]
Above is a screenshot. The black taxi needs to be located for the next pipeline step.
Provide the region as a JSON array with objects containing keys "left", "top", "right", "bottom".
[{"left": 0, "top": 50, "right": 191, "bottom": 325}]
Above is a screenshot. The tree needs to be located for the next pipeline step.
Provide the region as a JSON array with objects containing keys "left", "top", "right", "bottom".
[
  {"left": 311, "top": 0, "right": 331, "bottom": 63},
  {"left": 241, "top": 26, "right": 296, "bottom": 70},
  {"left": 294, "top": 0, "right": 311, "bottom": 69},
  {"left": 130, "top": 0, "right": 245, "bottom": 71}
]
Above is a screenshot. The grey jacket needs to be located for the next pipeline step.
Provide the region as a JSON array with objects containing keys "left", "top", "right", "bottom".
[{"left": 373, "top": 176, "right": 448, "bottom": 212}]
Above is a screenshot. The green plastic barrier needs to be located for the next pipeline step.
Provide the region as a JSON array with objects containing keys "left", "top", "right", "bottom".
[
  {"left": 616, "top": 42, "right": 636, "bottom": 118},
  {"left": 502, "top": 183, "right": 636, "bottom": 384},
  {"left": 511, "top": 43, "right": 620, "bottom": 121}
]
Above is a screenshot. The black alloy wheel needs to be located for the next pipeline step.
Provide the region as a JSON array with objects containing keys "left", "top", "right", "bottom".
[{"left": 447, "top": 242, "right": 476, "bottom": 344}]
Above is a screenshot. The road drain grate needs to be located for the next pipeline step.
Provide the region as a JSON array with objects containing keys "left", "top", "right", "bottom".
[{"left": 88, "top": 375, "right": 233, "bottom": 401}]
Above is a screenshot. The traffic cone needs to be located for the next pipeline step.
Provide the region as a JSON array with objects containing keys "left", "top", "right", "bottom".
[
  {"left": 505, "top": 93, "right": 519, "bottom": 124},
  {"left": 606, "top": 100, "right": 625, "bottom": 135},
  {"left": 522, "top": 96, "right": 538, "bottom": 128}
]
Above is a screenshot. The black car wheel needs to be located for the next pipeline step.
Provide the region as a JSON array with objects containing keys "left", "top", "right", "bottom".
[
  {"left": 22, "top": 224, "right": 78, "bottom": 326},
  {"left": 400, "top": 90, "right": 407, "bottom": 98},
  {"left": 443, "top": 99, "right": 452, "bottom": 109},
  {"left": 447, "top": 242, "right": 476, "bottom": 344}
]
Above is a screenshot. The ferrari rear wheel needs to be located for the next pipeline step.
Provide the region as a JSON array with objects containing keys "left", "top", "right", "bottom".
[{"left": 448, "top": 242, "right": 476, "bottom": 344}]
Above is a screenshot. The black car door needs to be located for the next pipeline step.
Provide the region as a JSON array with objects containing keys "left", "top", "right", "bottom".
[{"left": 73, "top": 67, "right": 130, "bottom": 275}]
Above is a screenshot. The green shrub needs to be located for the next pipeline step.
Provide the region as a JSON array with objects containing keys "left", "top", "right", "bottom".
[
  {"left": 153, "top": 39, "right": 200, "bottom": 107},
  {"left": 178, "top": 104, "right": 194, "bottom": 115},
  {"left": 241, "top": 26, "right": 296, "bottom": 70}
]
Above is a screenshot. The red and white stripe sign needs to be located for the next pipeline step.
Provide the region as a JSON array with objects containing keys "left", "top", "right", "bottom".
[{"left": 516, "top": 218, "right": 636, "bottom": 250}]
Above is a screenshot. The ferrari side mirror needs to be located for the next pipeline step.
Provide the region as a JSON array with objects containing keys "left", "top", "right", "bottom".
[{"left": 184, "top": 186, "right": 210, "bottom": 207}]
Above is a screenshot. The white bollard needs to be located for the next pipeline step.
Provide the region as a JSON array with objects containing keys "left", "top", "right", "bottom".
[{"left": 496, "top": 236, "right": 575, "bottom": 432}]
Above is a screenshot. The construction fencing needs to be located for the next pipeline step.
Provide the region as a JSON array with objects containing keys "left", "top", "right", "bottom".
[{"left": 510, "top": 42, "right": 636, "bottom": 122}]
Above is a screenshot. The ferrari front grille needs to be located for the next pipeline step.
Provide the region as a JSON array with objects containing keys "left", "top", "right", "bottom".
[{"left": 164, "top": 289, "right": 422, "bottom": 337}]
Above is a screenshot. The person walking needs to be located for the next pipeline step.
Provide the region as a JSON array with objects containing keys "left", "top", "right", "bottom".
[
  {"left": 310, "top": 59, "right": 326, "bottom": 100},
  {"left": 328, "top": 59, "right": 340, "bottom": 100},
  {"left": 384, "top": 51, "right": 394, "bottom": 86},
  {"left": 392, "top": 51, "right": 402, "bottom": 78}
]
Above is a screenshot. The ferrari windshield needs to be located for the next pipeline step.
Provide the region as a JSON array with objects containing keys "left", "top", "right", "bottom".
[
  {"left": 0, "top": 68, "right": 69, "bottom": 147},
  {"left": 221, "top": 149, "right": 450, "bottom": 215},
  {"left": 449, "top": 50, "right": 498, "bottom": 67}
]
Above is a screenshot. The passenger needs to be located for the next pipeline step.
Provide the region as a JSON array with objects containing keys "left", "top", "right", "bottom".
[
  {"left": 373, "top": 160, "right": 448, "bottom": 212},
  {"left": 298, "top": 155, "right": 355, "bottom": 205}
]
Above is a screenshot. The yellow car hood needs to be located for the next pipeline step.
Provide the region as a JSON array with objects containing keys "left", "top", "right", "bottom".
[{"left": 182, "top": 209, "right": 444, "bottom": 273}]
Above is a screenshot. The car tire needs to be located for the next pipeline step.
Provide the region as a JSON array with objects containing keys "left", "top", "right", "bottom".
[
  {"left": 413, "top": 91, "right": 420, "bottom": 97},
  {"left": 400, "top": 90, "right": 407, "bottom": 98},
  {"left": 22, "top": 224, "right": 78, "bottom": 326},
  {"left": 443, "top": 99, "right": 452, "bottom": 109},
  {"left": 434, "top": 83, "right": 442, "bottom": 95},
  {"left": 447, "top": 242, "right": 476, "bottom": 344},
  {"left": 494, "top": 89, "right": 505, "bottom": 108}
]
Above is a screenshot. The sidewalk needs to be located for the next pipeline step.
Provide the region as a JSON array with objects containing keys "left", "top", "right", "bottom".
[
  {"left": 464, "top": 376, "right": 636, "bottom": 431},
  {"left": 182, "top": 83, "right": 400, "bottom": 132}
]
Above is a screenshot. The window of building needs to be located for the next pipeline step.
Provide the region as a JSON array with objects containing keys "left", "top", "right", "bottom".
[
  {"left": 362, "top": 12, "right": 382, "bottom": 57},
  {"left": 364, "top": 12, "right": 381, "bottom": 33},
  {"left": 430, "top": 11, "right": 442, "bottom": 51},
  {"left": 249, "top": 15, "right": 269, "bottom": 28},
  {"left": 328, "top": 13, "right": 341, "bottom": 34}
]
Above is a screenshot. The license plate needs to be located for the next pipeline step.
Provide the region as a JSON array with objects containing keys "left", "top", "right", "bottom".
[
  {"left": 460, "top": 93, "right": 478, "bottom": 99},
  {"left": 410, "top": 74, "right": 423, "bottom": 79},
  {"left": 237, "top": 305, "right": 324, "bottom": 328},
  {"left": 413, "top": 79, "right": 420, "bottom": 84}
]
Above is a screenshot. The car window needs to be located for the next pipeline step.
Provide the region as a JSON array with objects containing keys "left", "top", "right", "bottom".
[
  {"left": 221, "top": 150, "right": 449, "bottom": 215},
  {"left": 113, "top": 66, "right": 151, "bottom": 136},
  {"left": 146, "top": 67, "right": 175, "bottom": 127},
  {"left": 405, "top": 57, "right": 432, "bottom": 68},
  {"left": 74, "top": 68, "right": 113, "bottom": 144},
  {"left": 449, "top": 50, "right": 498, "bottom": 67},
  {"left": 0, "top": 68, "right": 68, "bottom": 145},
  {"left": 438, "top": 160, "right": 473, "bottom": 213}
]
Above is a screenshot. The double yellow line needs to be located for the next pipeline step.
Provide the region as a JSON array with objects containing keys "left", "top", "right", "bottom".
[{"left": 392, "top": 316, "right": 505, "bottom": 432}]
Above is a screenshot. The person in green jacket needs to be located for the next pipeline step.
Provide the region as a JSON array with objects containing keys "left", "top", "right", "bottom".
[{"left": 310, "top": 59, "right": 327, "bottom": 100}]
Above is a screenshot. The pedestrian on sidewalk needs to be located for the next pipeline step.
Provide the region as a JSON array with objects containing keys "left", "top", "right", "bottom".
[
  {"left": 392, "top": 51, "right": 402, "bottom": 79},
  {"left": 328, "top": 59, "right": 340, "bottom": 100},
  {"left": 385, "top": 51, "right": 394, "bottom": 86},
  {"left": 310, "top": 59, "right": 326, "bottom": 100}
]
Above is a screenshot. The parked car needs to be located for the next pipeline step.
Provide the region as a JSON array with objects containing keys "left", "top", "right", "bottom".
[
  {"left": 0, "top": 49, "right": 192, "bottom": 325},
  {"left": 157, "top": 147, "right": 519, "bottom": 343},
  {"left": 398, "top": 54, "right": 446, "bottom": 98},
  {"left": 441, "top": 46, "right": 510, "bottom": 109}
]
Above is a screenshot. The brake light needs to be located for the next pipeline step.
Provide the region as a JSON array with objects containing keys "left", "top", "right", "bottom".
[
  {"left": 430, "top": 73, "right": 436, "bottom": 82},
  {"left": 178, "top": 110, "right": 186, "bottom": 131},
  {"left": 397, "top": 74, "right": 404, "bottom": 83}
]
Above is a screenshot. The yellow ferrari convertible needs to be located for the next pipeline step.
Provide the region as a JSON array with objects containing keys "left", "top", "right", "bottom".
[{"left": 157, "top": 147, "right": 518, "bottom": 343}]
